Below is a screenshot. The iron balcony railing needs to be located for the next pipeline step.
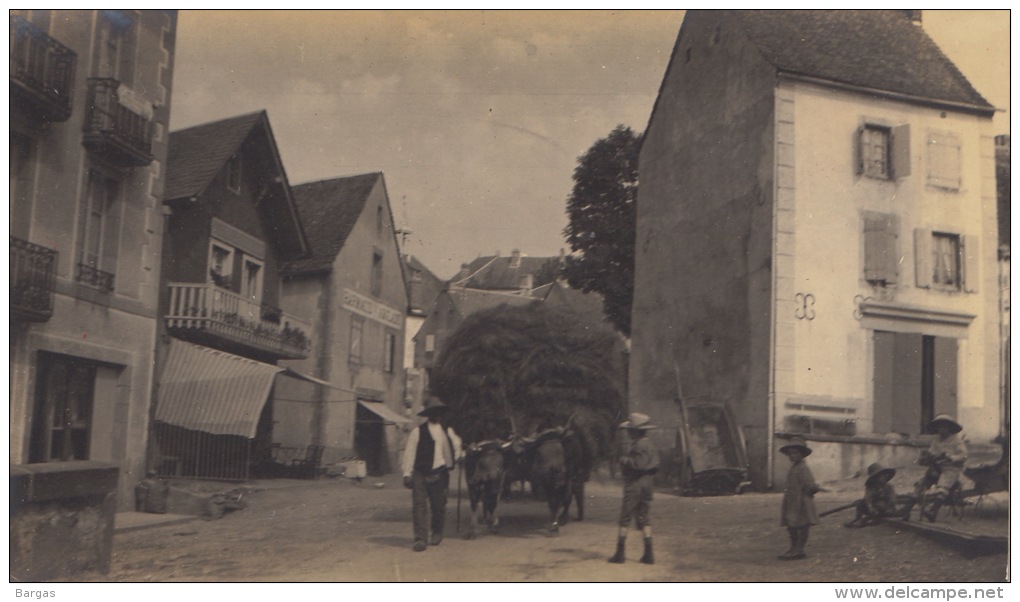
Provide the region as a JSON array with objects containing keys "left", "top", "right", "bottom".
[
  {"left": 10, "top": 236, "right": 58, "bottom": 321},
  {"left": 83, "top": 77, "right": 153, "bottom": 167},
  {"left": 166, "top": 282, "right": 312, "bottom": 359},
  {"left": 75, "top": 262, "right": 115, "bottom": 292},
  {"left": 9, "top": 15, "right": 76, "bottom": 122}
]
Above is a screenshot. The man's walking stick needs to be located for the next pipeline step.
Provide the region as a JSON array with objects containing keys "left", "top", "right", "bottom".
[{"left": 456, "top": 462, "right": 463, "bottom": 532}]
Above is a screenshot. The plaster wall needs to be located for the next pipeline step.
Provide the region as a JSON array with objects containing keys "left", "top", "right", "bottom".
[
  {"left": 280, "top": 177, "right": 409, "bottom": 469},
  {"left": 10, "top": 10, "right": 177, "bottom": 511},
  {"left": 631, "top": 12, "right": 777, "bottom": 487},
  {"left": 776, "top": 80, "right": 1000, "bottom": 449}
]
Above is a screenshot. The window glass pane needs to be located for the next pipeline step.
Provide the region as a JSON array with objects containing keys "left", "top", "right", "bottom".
[
  {"left": 862, "top": 127, "right": 889, "bottom": 178},
  {"left": 244, "top": 260, "right": 261, "bottom": 300},
  {"left": 210, "top": 243, "right": 233, "bottom": 286},
  {"left": 932, "top": 233, "right": 960, "bottom": 287}
]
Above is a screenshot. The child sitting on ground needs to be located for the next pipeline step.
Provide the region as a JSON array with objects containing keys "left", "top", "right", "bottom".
[{"left": 844, "top": 463, "right": 900, "bottom": 528}]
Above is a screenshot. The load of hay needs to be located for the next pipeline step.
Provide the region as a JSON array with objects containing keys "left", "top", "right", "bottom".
[{"left": 429, "top": 301, "right": 626, "bottom": 471}]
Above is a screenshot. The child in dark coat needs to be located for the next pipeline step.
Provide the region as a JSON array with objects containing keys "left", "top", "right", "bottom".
[
  {"left": 844, "top": 463, "right": 900, "bottom": 528},
  {"left": 778, "top": 436, "right": 821, "bottom": 560}
]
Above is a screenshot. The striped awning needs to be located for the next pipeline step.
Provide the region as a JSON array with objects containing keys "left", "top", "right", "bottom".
[
  {"left": 156, "top": 340, "right": 347, "bottom": 437},
  {"left": 155, "top": 340, "right": 282, "bottom": 437}
]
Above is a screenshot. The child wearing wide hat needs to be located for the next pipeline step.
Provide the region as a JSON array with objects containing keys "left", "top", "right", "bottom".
[
  {"left": 844, "top": 463, "right": 899, "bottom": 528},
  {"left": 909, "top": 414, "right": 967, "bottom": 522},
  {"left": 608, "top": 412, "right": 660, "bottom": 565},
  {"left": 778, "top": 436, "right": 821, "bottom": 560}
]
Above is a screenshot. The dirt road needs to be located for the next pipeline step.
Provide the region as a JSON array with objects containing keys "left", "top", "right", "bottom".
[{"left": 82, "top": 471, "right": 1007, "bottom": 583}]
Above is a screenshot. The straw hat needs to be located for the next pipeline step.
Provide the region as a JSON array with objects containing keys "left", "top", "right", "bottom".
[
  {"left": 929, "top": 414, "right": 962, "bottom": 434},
  {"left": 779, "top": 436, "right": 812, "bottom": 457},
  {"left": 865, "top": 462, "right": 896, "bottom": 486},
  {"left": 618, "top": 412, "right": 657, "bottom": 430},
  {"left": 418, "top": 396, "right": 449, "bottom": 418}
]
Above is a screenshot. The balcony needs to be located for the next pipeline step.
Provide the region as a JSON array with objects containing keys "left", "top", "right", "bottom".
[
  {"left": 82, "top": 78, "right": 153, "bottom": 167},
  {"left": 166, "top": 283, "right": 312, "bottom": 360},
  {"left": 75, "top": 262, "right": 115, "bottom": 292},
  {"left": 10, "top": 236, "right": 57, "bottom": 322},
  {"left": 9, "top": 16, "right": 76, "bottom": 123}
]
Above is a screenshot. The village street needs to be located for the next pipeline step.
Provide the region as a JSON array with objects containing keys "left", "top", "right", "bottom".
[{"left": 81, "top": 468, "right": 1007, "bottom": 583}]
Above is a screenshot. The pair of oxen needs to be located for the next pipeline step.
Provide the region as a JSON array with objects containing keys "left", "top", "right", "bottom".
[{"left": 461, "top": 424, "right": 593, "bottom": 539}]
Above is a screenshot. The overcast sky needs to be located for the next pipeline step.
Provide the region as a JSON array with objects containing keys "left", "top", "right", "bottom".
[{"left": 169, "top": 10, "right": 1010, "bottom": 280}]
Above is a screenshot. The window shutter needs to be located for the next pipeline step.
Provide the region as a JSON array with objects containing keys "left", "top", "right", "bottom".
[
  {"left": 891, "top": 124, "right": 911, "bottom": 179},
  {"left": 864, "top": 214, "right": 884, "bottom": 282},
  {"left": 855, "top": 127, "right": 865, "bottom": 175},
  {"left": 914, "top": 228, "right": 932, "bottom": 288},
  {"left": 100, "top": 178, "right": 121, "bottom": 286},
  {"left": 962, "top": 234, "right": 980, "bottom": 293},
  {"left": 864, "top": 213, "right": 898, "bottom": 284},
  {"left": 884, "top": 214, "right": 900, "bottom": 284}
]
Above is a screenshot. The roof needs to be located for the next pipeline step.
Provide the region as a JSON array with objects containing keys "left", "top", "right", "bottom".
[
  {"left": 447, "top": 287, "right": 537, "bottom": 318},
  {"left": 165, "top": 111, "right": 265, "bottom": 201},
  {"left": 165, "top": 111, "right": 309, "bottom": 257},
  {"left": 283, "top": 173, "right": 383, "bottom": 275},
  {"left": 542, "top": 280, "right": 608, "bottom": 326},
  {"left": 453, "top": 252, "right": 560, "bottom": 290},
  {"left": 403, "top": 254, "right": 446, "bottom": 314},
  {"left": 735, "top": 10, "right": 993, "bottom": 113}
]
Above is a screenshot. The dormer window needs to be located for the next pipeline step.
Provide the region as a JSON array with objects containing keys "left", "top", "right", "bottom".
[{"left": 226, "top": 153, "right": 242, "bottom": 194}]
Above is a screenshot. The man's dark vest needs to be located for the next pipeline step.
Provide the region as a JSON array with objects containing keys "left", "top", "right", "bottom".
[{"left": 414, "top": 422, "right": 451, "bottom": 473}]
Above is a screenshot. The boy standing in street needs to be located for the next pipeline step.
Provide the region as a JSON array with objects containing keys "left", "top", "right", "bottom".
[
  {"left": 608, "top": 412, "right": 659, "bottom": 565},
  {"left": 778, "top": 436, "right": 821, "bottom": 560}
]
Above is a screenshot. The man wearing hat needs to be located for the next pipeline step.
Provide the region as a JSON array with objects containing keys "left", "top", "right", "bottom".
[
  {"left": 608, "top": 412, "right": 659, "bottom": 565},
  {"left": 401, "top": 395, "right": 463, "bottom": 552},
  {"left": 778, "top": 436, "right": 821, "bottom": 560},
  {"left": 910, "top": 414, "right": 967, "bottom": 521},
  {"left": 844, "top": 463, "right": 898, "bottom": 528}
]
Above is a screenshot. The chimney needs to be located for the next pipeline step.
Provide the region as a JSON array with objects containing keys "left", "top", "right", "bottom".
[
  {"left": 902, "top": 10, "right": 922, "bottom": 25},
  {"left": 520, "top": 274, "right": 534, "bottom": 295},
  {"left": 510, "top": 249, "right": 521, "bottom": 269}
]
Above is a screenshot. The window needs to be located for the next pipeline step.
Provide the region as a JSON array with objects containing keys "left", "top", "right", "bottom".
[
  {"left": 932, "top": 232, "right": 961, "bottom": 289},
  {"left": 926, "top": 131, "right": 961, "bottom": 190},
  {"left": 242, "top": 256, "right": 263, "bottom": 303},
  {"left": 349, "top": 317, "right": 364, "bottom": 364},
  {"left": 77, "top": 169, "right": 119, "bottom": 289},
  {"left": 425, "top": 334, "right": 435, "bottom": 353},
  {"left": 862, "top": 212, "right": 899, "bottom": 286},
  {"left": 209, "top": 241, "right": 234, "bottom": 288},
  {"left": 857, "top": 123, "right": 910, "bottom": 180},
  {"left": 860, "top": 126, "right": 890, "bottom": 178},
  {"left": 226, "top": 153, "right": 242, "bottom": 194},
  {"left": 95, "top": 10, "right": 135, "bottom": 79},
  {"left": 914, "top": 229, "right": 978, "bottom": 293},
  {"left": 10, "top": 132, "right": 35, "bottom": 238},
  {"left": 30, "top": 353, "right": 97, "bottom": 462},
  {"left": 371, "top": 250, "right": 383, "bottom": 297},
  {"left": 384, "top": 332, "right": 396, "bottom": 373}
]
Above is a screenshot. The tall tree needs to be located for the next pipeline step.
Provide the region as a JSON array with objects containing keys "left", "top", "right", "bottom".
[{"left": 562, "top": 125, "right": 640, "bottom": 336}]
